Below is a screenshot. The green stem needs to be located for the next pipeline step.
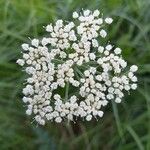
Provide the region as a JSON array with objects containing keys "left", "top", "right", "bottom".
[
  {"left": 52, "top": 59, "right": 64, "bottom": 64},
  {"left": 75, "top": 67, "right": 84, "bottom": 77},
  {"left": 65, "top": 82, "right": 69, "bottom": 101}
]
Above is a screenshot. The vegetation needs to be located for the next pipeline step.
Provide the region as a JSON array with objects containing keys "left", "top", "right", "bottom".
[{"left": 0, "top": 0, "right": 150, "bottom": 149}]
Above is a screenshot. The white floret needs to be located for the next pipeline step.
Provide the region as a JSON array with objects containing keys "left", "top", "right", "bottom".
[
  {"left": 72, "top": 11, "right": 79, "bottom": 19},
  {"left": 130, "top": 65, "right": 138, "bottom": 72},
  {"left": 105, "top": 18, "right": 113, "bottom": 24},
  {"left": 46, "top": 24, "right": 53, "bottom": 32},
  {"left": 21, "top": 43, "right": 29, "bottom": 51},
  {"left": 16, "top": 59, "right": 25, "bottom": 66},
  {"left": 93, "top": 10, "right": 100, "bottom": 17},
  {"left": 31, "top": 39, "right": 39, "bottom": 47},
  {"left": 86, "top": 114, "right": 92, "bottom": 121},
  {"left": 100, "top": 29, "right": 107, "bottom": 38},
  {"left": 114, "top": 48, "right": 122, "bottom": 54}
]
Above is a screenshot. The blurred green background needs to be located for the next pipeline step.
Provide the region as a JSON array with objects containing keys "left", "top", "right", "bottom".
[{"left": 0, "top": 0, "right": 150, "bottom": 149}]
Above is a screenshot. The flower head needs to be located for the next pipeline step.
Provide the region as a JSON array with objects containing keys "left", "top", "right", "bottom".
[{"left": 17, "top": 9, "right": 138, "bottom": 125}]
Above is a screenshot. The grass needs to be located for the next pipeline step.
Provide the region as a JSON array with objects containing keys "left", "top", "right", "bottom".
[{"left": 0, "top": 0, "right": 150, "bottom": 149}]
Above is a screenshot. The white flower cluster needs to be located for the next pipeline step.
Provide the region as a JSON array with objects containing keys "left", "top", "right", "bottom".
[{"left": 17, "top": 9, "right": 138, "bottom": 125}]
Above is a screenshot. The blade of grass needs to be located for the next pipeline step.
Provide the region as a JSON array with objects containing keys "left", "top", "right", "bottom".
[
  {"left": 111, "top": 101, "right": 124, "bottom": 141},
  {"left": 126, "top": 125, "right": 144, "bottom": 150}
]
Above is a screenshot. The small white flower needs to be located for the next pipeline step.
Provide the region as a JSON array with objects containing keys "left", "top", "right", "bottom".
[
  {"left": 23, "top": 54, "right": 29, "bottom": 60},
  {"left": 54, "top": 94, "right": 61, "bottom": 100},
  {"left": 100, "top": 29, "right": 107, "bottom": 38},
  {"left": 98, "top": 46, "right": 104, "bottom": 53},
  {"left": 130, "top": 65, "right": 138, "bottom": 72},
  {"left": 97, "top": 18, "right": 103, "bottom": 25},
  {"left": 89, "top": 67, "right": 96, "bottom": 74},
  {"left": 98, "top": 111, "right": 104, "bottom": 117},
  {"left": 128, "top": 72, "right": 134, "bottom": 78},
  {"left": 22, "top": 97, "right": 32, "bottom": 103},
  {"left": 72, "top": 11, "right": 79, "bottom": 18},
  {"left": 42, "top": 38, "right": 49, "bottom": 46},
  {"left": 56, "top": 20, "right": 63, "bottom": 28},
  {"left": 83, "top": 10, "right": 90, "bottom": 16},
  {"left": 21, "top": 43, "right": 29, "bottom": 51},
  {"left": 39, "top": 119, "right": 45, "bottom": 125},
  {"left": 86, "top": 114, "right": 92, "bottom": 121},
  {"left": 105, "top": 18, "right": 113, "bottom": 24},
  {"left": 84, "top": 70, "right": 90, "bottom": 77},
  {"left": 131, "top": 76, "right": 138, "bottom": 82},
  {"left": 131, "top": 84, "right": 137, "bottom": 90},
  {"left": 97, "top": 58, "right": 103, "bottom": 64},
  {"left": 89, "top": 53, "right": 96, "bottom": 60},
  {"left": 26, "top": 109, "right": 32, "bottom": 115},
  {"left": 114, "top": 48, "right": 122, "bottom": 54},
  {"left": 92, "top": 39, "right": 99, "bottom": 47},
  {"left": 16, "top": 59, "right": 25, "bottom": 66},
  {"left": 104, "top": 50, "right": 109, "bottom": 56},
  {"left": 46, "top": 24, "right": 53, "bottom": 32},
  {"left": 25, "top": 67, "right": 36, "bottom": 75},
  {"left": 106, "top": 44, "right": 113, "bottom": 51},
  {"left": 96, "top": 75, "right": 102, "bottom": 81},
  {"left": 115, "top": 97, "right": 121, "bottom": 103},
  {"left": 93, "top": 10, "right": 100, "bottom": 17},
  {"left": 31, "top": 39, "right": 39, "bottom": 47},
  {"left": 23, "top": 85, "right": 34, "bottom": 95}
]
